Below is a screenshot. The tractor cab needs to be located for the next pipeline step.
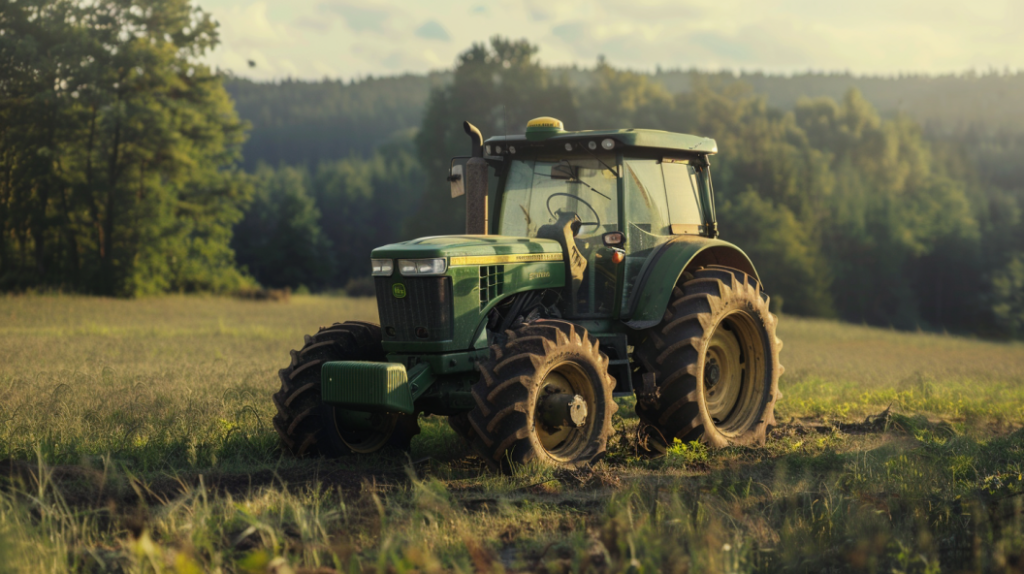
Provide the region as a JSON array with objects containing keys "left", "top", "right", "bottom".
[{"left": 483, "top": 117, "right": 719, "bottom": 319}]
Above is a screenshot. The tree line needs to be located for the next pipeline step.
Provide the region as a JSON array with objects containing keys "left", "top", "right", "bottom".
[
  {"left": 245, "top": 39, "right": 1023, "bottom": 337},
  {"left": 0, "top": 0, "right": 250, "bottom": 296},
  {"left": 3, "top": 3, "right": 1021, "bottom": 338}
]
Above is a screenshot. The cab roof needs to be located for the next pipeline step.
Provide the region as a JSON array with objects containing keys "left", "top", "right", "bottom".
[{"left": 484, "top": 128, "right": 718, "bottom": 155}]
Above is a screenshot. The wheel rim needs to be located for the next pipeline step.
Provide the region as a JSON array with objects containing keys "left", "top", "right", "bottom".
[
  {"left": 332, "top": 408, "right": 398, "bottom": 454},
  {"left": 702, "top": 312, "right": 768, "bottom": 436},
  {"left": 533, "top": 363, "right": 597, "bottom": 462}
]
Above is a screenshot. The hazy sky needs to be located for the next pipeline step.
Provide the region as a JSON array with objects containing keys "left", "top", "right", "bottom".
[{"left": 197, "top": 0, "right": 1024, "bottom": 81}]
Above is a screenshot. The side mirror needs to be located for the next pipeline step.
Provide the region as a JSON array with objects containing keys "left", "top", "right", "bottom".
[
  {"left": 602, "top": 231, "right": 625, "bottom": 248},
  {"left": 448, "top": 162, "right": 465, "bottom": 198}
]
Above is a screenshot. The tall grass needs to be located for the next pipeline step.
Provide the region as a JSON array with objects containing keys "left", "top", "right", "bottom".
[{"left": 0, "top": 295, "right": 1022, "bottom": 572}]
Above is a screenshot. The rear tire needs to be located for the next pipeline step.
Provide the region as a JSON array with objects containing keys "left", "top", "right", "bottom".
[
  {"left": 634, "top": 265, "right": 783, "bottom": 452},
  {"left": 454, "top": 320, "right": 617, "bottom": 472},
  {"left": 273, "top": 321, "right": 419, "bottom": 457}
]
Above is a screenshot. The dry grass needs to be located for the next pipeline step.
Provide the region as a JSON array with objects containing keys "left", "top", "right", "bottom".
[{"left": 1, "top": 294, "right": 1023, "bottom": 573}]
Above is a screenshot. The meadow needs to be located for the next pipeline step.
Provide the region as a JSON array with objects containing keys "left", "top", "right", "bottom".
[{"left": 1, "top": 294, "right": 1024, "bottom": 573}]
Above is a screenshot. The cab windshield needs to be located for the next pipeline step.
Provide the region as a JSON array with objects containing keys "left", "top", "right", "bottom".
[
  {"left": 497, "top": 155, "right": 620, "bottom": 317},
  {"left": 497, "top": 156, "right": 619, "bottom": 238}
]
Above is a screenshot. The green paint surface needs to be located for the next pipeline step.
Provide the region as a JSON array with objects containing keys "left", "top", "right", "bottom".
[{"left": 372, "top": 236, "right": 565, "bottom": 354}]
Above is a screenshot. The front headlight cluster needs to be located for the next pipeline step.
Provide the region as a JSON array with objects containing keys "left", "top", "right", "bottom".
[
  {"left": 398, "top": 258, "right": 447, "bottom": 276},
  {"left": 371, "top": 259, "right": 394, "bottom": 276},
  {"left": 372, "top": 258, "right": 447, "bottom": 277}
]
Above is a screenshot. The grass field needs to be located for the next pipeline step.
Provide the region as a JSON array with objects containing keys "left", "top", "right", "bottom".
[{"left": 1, "top": 294, "right": 1024, "bottom": 573}]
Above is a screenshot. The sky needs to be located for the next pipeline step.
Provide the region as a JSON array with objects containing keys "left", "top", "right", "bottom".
[{"left": 197, "top": 0, "right": 1024, "bottom": 81}]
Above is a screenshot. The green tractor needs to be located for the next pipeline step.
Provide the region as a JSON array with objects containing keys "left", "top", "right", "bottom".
[{"left": 273, "top": 117, "right": 783, "bottom": 470}]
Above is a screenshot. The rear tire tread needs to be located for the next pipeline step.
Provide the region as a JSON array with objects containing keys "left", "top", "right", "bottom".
[{"left": 634, "top": 267, "right": 783, "bottom": 451}]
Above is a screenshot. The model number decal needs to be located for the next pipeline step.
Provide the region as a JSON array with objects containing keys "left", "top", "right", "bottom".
[
  {"left": 449, "top": 253, "right": 562, "bottom": 266},
  {"left": 528, "top": 271, "right": 551, "bottom": 280}
]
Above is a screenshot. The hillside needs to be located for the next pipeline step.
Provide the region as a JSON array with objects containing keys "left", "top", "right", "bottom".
[
  {"left": 225, "top": 72, "right": 449, "bottom": 169},
  {"left": 228, "top": 68, "right": 1024, "bottom": 167}
]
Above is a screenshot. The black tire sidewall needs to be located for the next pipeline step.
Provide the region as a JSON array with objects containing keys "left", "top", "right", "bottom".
[
  {"left": 463, "top": 320, "right": 617, "bottom": 472},
  {"left": 635, "top": 267, "right": 782, "bottom": 451}
]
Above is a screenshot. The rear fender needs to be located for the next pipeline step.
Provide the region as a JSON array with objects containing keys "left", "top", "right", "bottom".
[{"left": 622, "top": 237, "right": 758, "bottom": 330}]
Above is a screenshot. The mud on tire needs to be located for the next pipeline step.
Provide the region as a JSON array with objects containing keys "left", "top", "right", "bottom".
[
  {"left": 634, "top": 265, "right": 783, "bottom": 451},
  {"left": 453, "top": 320, "right": 617, "bottom": 472},
  {"left": 273, "top": 321, "right": 419, "bottom": 457}
]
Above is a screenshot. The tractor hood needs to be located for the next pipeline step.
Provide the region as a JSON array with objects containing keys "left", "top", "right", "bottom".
[
  {"left": 371, "top": 235, "right": 563, "bottom": 261},
  {"left": 370, "top": 235, "right": 566, "bottom": 354}
]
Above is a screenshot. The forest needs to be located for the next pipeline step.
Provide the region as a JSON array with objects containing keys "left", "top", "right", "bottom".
[{"left": 2, "top": 1, "right": 1022, "bottom": 338}]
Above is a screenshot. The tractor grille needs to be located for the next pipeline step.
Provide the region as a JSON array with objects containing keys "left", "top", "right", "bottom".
[
  {"left": 479, "top": 265, "right": 505, "bottom": 308},
  {"left": 375, "top": 277, "right": 453, "bottom": 342}
]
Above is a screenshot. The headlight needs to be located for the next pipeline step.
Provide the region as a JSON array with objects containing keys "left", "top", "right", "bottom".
[
  {"left": 371, "top": 259, "right": 393, "bottom": 276},
  {"left": 397, "top": 258, "right": 447, "bottom": 276}
]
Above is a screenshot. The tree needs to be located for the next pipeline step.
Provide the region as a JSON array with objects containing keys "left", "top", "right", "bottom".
[
  {"left": 992, "top": 254, "right": 1024, "bottom": 337},
  {"left": 794, "top": 90, "right": 979, "bottom": 328},
  {"left": 232, "top": 165, "right": 333, "bottom": 290},
  {"left": 0, "top": 0, "right": 251, "bottom": 295},
  {"left": 720, "top": 190, "right": 835, "bottom": 316},
  {"left": 311, "top": 139, "right": 423, "bottom": 285},
  {"left": 409, "top": 37, "right": 578, "bottom": 237},
  {"left": 576, "top": 57, "right": 674, "bottom": 129}
]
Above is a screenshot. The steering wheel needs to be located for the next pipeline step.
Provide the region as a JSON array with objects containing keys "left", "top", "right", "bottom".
[{"left": 546, "top": 193, "right": 601, "bottom": 235}]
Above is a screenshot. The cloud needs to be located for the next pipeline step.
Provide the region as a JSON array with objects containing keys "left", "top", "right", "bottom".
[
  {"left": 216, "top": 2, "right": 285, "bottom": 46},
  {"left": 523, "top": 0, "right": 587, "bottom": 22},
  {"left": 319, "top": 1, "right": 390, "bottom": 32},
  {"left": 686, "top": 30, "right": 756, "bottom": 64},
  {"left": 293, "top": 15, "right": 332, "bottom": 33},
  {"left": 202, "top": 0, "right": 1024, "bottom": 82},
  {"left": 551, "top": 21, "right": 587, "bottom": 44},
  {"left": 415, "top": 20, "right": 450, "bottom": 41},
  {"left": 550, "top": 20, "right": 662, "bottom": 64}
]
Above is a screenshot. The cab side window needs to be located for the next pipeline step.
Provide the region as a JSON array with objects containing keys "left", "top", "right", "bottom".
[
  {"left": 620, "top": 158, "right": 707, "bottom": 314},
  {"left": 662, "top": 161, "right": 704, "bottom": 233},
  {"left": 621, "top": 159, "right": 672, "bottom": 312}
]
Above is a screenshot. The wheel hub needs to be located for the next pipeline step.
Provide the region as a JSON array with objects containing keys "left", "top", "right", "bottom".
[
  {"left": 703, "top": 324, "right": 744, "bottom": 424},
  {"left": 705, "top": 357, "right": 721, "bottom": 389},
  {"left": 539, "top": 387, "right": 588, "bottom": 429}
]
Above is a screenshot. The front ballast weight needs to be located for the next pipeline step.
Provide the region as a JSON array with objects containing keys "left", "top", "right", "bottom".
[{"left": 271, "top": 115, "right": 784, "bottom": 472}]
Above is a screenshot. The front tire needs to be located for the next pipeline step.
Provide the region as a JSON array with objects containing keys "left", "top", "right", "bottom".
[
  {"left": 455, "top": 320, "right": 617, "bottom": 472},
  {"left": 272, "top": 321, "right": 419, "bottom": 457},
  {"left": 634, "top": 265, "right": 783, "bottom": 452}
]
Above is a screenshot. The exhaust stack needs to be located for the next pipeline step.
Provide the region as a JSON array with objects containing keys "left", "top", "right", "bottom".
[{"left": 463, "top": 121, "right": 487, "bottom": 235}]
